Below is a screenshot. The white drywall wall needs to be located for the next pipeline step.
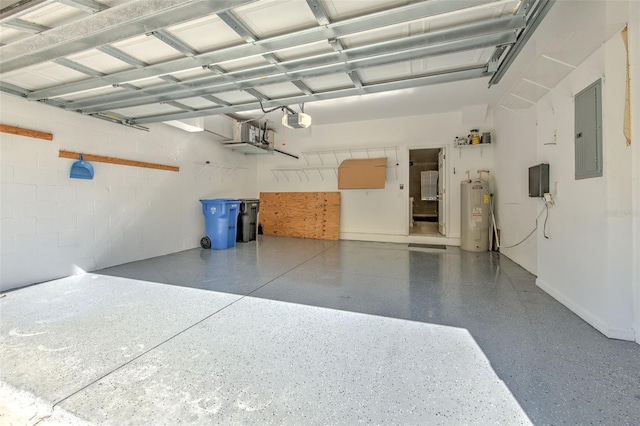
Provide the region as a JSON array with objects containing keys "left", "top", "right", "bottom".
[
  {"left": 629, "top": 1, "right": 640, "bottom": 344},
  {"left": 495, "top": 2, "right": 638, "bottom": 340},
  {"left": 492, "top": 107, "right": 538, "bottom": 274},
  {"left": 257, "top": 111, "right": 494, "bottom": 242},
  {"left": 533, "top": 25, "right": 634, "bottom": 340},
  {"left": 0, "top": 94, "right": 257, "bottom": 291}
]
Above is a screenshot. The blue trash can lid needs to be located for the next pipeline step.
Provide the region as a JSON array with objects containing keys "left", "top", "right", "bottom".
[{"left": 200, "top": 198, "right": 240, "bottom": 203}]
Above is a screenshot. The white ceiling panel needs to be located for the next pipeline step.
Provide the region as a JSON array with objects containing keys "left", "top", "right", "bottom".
[
  {"left": 234, "top": 0, "right": 317, "bottom": 38},
  {"left": 0, "top": 0, "right": 555, "bottom": 127},
  {"left": 210, "top": 91, "right": 259, "bottom": 104},
  {"left": 169, "top": 67, "right": 216, "bottom": 82},
  {"left": 19, "top": 3, "right": 87, "bottom": 27},
  {"left": 62, "top": 85, "right": 129, "bottom": 102},
  {"left": 217, "top": 55, "right": 270, "bottom": 72},
  {"left": 255, "top": 81, "right": 304, "bottom": 99},
  {"left": 324, "top": 0, "right": 409, "bottom": 21},
  {"left": 167, "top": 15, "right": 245, "bottom": 53},
  {"left": 272, "top": 41, "right": 333, "bottom": 61},
  {"left": 109, "top": 34, "right": 185, "bottom": 64},
  {"left": 172, "top": 96, "right": 219, "bottom": 110},
  {"left": 358, "top": 62, "right": 413, "bottom": 83},
  {"left": 417, "top": 0, "right": 519, "bottom": 31},
  {"left": 111, "top": 102, "right": 183, "bottom": 118},
  {"left": 0, "top": 26, "right": 27, "bottom": 45},
  {"left": 65, "top": 49, "right": 135, "bottom": 75},
  {"left": 340, "top": 21, "right": 409, "bottom": 50},
  {"left": 128, "top": 76, "right": 176, "bottom": 89},
  {"left": 1, "top": 62, "right": 90, "bottom": 90},
  {"left": 100, "top": 0, "right": 138, "bottom": 6},
  {"left": 303, "top": 73, "right": 353, "bottom": 92},
  {"left": 423, "top": 49, "right": 488, "bottom": 71}
]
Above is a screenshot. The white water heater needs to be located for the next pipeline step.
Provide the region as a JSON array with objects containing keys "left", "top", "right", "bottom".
[{"left": 461, "top": 181, "right": 490, "bottom": 252}]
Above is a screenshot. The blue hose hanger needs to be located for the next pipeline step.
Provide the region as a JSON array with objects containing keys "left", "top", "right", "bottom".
[{"left": 70, "top": 154, "right": 94, "bottom": 180}]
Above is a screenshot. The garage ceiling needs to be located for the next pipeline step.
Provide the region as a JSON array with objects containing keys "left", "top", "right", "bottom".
[{"left": 0, "top": 0, "right": 553, "bottom": 130}]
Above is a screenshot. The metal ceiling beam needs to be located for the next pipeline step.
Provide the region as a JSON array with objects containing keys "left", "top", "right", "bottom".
[
  {"left": 217, "top": 9, "right": 313, "bottom": 99},
  {"left": 67, "top": 14, "right": 523, "bottom": 112},
  {"left": 0, "top": 0, "right": 257, "bottom": 73},
  {"left": 53, "top": 57, "right": 105, "bottom": 77},
  {"left": 148, "top": 29, "right": 198, "bottom": 57},
  {"left": 97, "top": 45, "right": 149, "bottom": 68},
  {"left": 488, "top": 0, "right": 555, "bottom": 86},
  {"left": 347, "top": 71, "right": 363, "bottom": 89},
  {"left": 244, "top": 88, "right": 270, "bottom": 100},
  {"left": 201, "top": 94, "right": 231, "bottom": 106},
  {"left": 24, "top": 0, "right": 496, "bottom": 100},
  {"left": 217, "top": 10, "right": 256, "bottom": 43},
  {"left": 291, "top": 80, "right": 314, "bottom": 95},
  {"left": 163, "top": 100, "right": 196, "bottom": 111},
  {"left": 305, "top": 0, "right": 330, "bottom": 26},
  {"left": 327, "top": 34, "right": 365, "bottom": 91},
  {"left": 2, "top": 18, "right": 50, "bottom": 33},
  {"left": 0, "top": 0, "right": 50, "bottom": 21},
  {"left": 133, "top": 66, "right": 490, "bottom": 124},
  {"left": 0, "top": 79, "right": 144, "bottom": 130},
  {"left": 76, "top": 30, "right": 516, "bottom": 113},
  {"left": 118, "top": 83, "right": 141, "bottom": 91},
  {"left": 206, "top": 16, "right": 258, "bottom": 75},
  {"left": 56, "top": 0, "right": 108, "bottom": 13},
  {"left": 0, "top": 81, "right": 29, "bottom": 97}
]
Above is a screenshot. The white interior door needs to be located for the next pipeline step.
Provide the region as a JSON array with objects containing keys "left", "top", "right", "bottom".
[{"left": 438, "top": 149, "right": 446, "bottom": 235}]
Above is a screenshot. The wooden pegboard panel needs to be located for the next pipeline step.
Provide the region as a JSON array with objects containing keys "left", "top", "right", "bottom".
[{"left": 259, "top": 192, "right": 340, "bottom": 241}]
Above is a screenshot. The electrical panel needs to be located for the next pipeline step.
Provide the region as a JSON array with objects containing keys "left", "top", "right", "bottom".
[{"left": 575, "top": 79, "right": 603, "bottom": 180}]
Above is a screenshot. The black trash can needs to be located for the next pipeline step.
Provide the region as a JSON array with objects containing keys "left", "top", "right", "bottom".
[{"left": 237, "top": 198, "right": 260, "bottom": 243}]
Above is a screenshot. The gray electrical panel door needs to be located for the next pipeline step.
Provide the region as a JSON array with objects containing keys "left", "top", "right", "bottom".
[{"left": 575, "top": 79, "right": 603, "bottom": 180}]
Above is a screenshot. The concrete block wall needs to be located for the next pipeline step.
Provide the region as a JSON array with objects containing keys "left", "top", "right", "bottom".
[
  {"left": 1, "top": 94, "right": 257, "bottom": 291},
  {"left": 257, "top": 111, "right": 495, "bottom": 243}
]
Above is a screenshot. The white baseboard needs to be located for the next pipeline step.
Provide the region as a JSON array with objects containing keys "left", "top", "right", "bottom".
[
  {"left": 340, "top": 231, "right": 460, "bottom": 246},
  {"left": 536, "top": 278, "right": 636, "bottom": 341}
]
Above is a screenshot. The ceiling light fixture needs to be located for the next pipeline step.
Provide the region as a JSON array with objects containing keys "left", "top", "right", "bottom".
[{"left": 282, "top": 112, "right": 312, "bottom": 129}]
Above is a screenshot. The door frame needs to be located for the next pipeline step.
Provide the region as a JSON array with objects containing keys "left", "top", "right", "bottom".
[{"left": 405, "top": 144, "right": 449, "bottom": 236}]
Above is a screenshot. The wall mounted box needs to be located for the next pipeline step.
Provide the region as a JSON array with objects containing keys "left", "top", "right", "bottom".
[
  {"left": 528, "top": 163, "right": 550, "bottom": 197},
  {"left": 338, "top": 158, "right": 387, "bottom": 189}
]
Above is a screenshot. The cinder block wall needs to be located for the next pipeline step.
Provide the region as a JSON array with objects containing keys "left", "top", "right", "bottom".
[{"left": 1, "top": 94, "right": 257, "bottom": 291}]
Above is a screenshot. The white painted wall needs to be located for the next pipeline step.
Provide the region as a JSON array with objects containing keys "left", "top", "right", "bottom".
[
  {"left": 492, "top": 107, "right": 538, "bottom": 274},
  {"left": 257, "top": 111, "right": 494, "bottom": 243},
  {"left": 493, "top": 1, "right": 637, "bottom": 341},
  {"left": 629, "top": 1, "right": 640, "bottom": 344},
  {"left": 0, "top": 94, "right": 256, "bottom": 291}
]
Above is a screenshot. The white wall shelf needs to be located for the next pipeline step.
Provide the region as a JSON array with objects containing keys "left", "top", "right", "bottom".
[
  {"left": 270, "top": 164, "right": 400, "bottom": 183},
  {"left": 194, "top": 161, "right": 248, "bottom": 181},
  {"left": 271, "top": 166, "right": 338, "bottom": 182},
  {"left": 454, "top": 142, "right": 492, "bottom": 158},
  {"left": 301, "top": 146, "right": 399, "bottom": 166},
  {"left": 222, "top": 142, "right": 273, "bottom": 155}
]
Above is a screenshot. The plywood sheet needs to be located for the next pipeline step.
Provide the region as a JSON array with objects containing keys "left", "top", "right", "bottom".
[{"left": 259, "top": 192, "right": 340, "bottom": 240}]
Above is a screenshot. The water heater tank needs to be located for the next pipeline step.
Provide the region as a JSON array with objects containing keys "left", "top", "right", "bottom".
[{"left": 461, "top": 181, "right": 490, "bottom": 252}]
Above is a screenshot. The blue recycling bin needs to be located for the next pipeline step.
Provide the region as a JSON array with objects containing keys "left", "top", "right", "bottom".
[{"left": 199, "top": 198, "right": 240, "bottom": 250}]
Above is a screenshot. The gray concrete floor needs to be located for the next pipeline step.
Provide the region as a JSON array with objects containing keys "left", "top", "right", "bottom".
[{"left": 1, "top": 237, "right": 639, "bottom": 425}]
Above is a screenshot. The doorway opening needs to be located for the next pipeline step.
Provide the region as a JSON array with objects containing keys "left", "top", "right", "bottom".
[{"left": 409, "top": 148, "right": 446, "bottom": 237}]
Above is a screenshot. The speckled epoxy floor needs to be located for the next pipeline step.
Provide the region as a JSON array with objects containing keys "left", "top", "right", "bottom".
[{"left": 1, "top": 237, "right": 639, "bottom": 425}]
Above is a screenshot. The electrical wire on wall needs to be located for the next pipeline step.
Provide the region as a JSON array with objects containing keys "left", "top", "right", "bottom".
[{"left": 500, "top": 202, "right": 550, "bottom": 249}]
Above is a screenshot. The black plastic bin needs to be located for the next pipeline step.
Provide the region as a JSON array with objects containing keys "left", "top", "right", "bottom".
[{"left": 237, "top": 198, "right": 260, "bottom": 243}]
